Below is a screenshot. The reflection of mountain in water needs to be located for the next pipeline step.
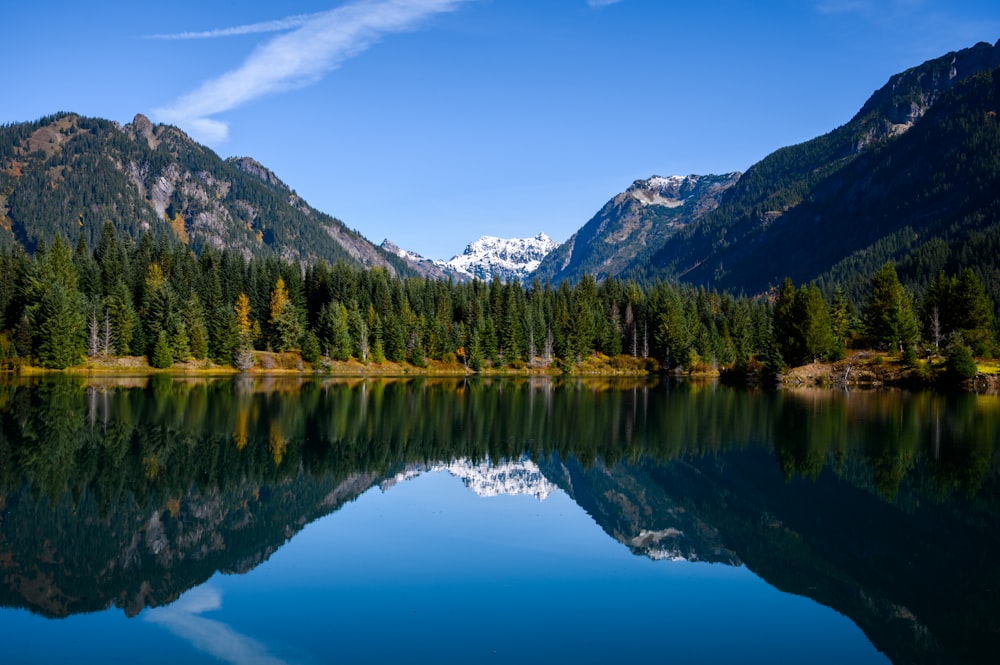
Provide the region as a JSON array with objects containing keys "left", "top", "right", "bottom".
[
  {"left": 0, "top": 471, "right": 381, "bottom": 618},
  {"left": 543, "top": 445, "right": 999, "bottom": 665},
  {"left": 444, "top": 458, "right": 557, "bottom": 501},
  {"left": 381, "top": 458, "right": 557, "bottom": 501},
  {"left": 1, "top": 377, "right": 998, "bottom": 665},
  {"left": 543, "top": 456, "right": 740, "bottom": 564}
]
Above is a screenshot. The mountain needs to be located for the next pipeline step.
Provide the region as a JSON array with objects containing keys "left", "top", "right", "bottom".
[
  {"left": 443, "top": 232, "right": 557, "bottom": 283},
  {"left": 381, "top": 233, "right": 557, "bottom": 283},
  {"left": 0, "top": 112, "right": 412, "bottom": 274},
  {"left": 526, "top": 39, "right": 1000, "bottom": 307},
  {"left": 635, "top": 39, "right": 1000, "bottom": 301},
  {"left": 379, "top": 238, "right": 455, "bottom": 280},
  {"left": 533, "top": 174, "right": 739, "bottom": 285},
  {"left": 442, "top": 457, "right": 557, "bottom": 500}
]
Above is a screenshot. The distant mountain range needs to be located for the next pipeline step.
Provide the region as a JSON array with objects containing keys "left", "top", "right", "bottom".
[
  {"left": 383, "top": 233, "right": 557, "bottom": 283},
  {"left": 2, "top": 39, "right": 999, "bottom": 303}
]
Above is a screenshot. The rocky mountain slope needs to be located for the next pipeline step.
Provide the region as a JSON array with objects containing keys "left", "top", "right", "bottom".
[
  {"left": 0, "top": 113, "right": 412, "bottom": 274},
  {"left": 532, "top": 174, "right": 739, "bottom": 285},
  {"left": 379, "top": 238, "right": 454, "bottom": 280},
  {"left": 637, "top": 39, "right": 1000, "bottom": 300},
  {"left": 525, "top": 39, "right": 1000, "bottom": 306}
]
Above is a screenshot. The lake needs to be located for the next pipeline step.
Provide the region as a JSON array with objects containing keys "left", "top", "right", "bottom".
[{"left": 1, "top": 375, "right": 998, "bottom": 664}]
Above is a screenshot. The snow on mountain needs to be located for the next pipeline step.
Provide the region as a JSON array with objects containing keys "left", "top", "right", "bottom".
[
  {"left": 378, "top": 457, "right": 557, "bottom": 501},
  {"left": 628, "top": 174, "right": 699, "bottom": 207},
  {"left": 379, "top": 238, "right": 452, "bottom": 280},
  {"left": 443, "top": 457, "right": 557, "bottom": 501},
  {"left": 442, "top": 233, "right": 558, "bottom": 283}
]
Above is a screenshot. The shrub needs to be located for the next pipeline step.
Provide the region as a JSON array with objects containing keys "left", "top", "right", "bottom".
[{"left": 946, "top": 342, "right": 978, "bottom": 381}]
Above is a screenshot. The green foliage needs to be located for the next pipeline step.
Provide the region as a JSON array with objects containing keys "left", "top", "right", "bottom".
[
  {"left": 0, "top": 223, "right": 994, "bottom": 375},
  {"left": 318, "top": 301, "right": 352, "bottom": 361},
  {"left": 150, "top": 330, "right": 174, "bottom": 369},
  {"left": 300, "top": 330, "right": 321, "bottom": 365},
  {"left": 945, "top": 340, "right": 978, "bottom": 382},
  {"left": 34, "top": 282, "right": 85, "bottom": 369},
  {"left": 864, "top": 263, "right": 920, "bottom": 354},
  {"left": 923, "top": 269, "right": 994, "bottom": 355},
  {"left": 774, "top": 279, "right": 836, "bottom": 365}
]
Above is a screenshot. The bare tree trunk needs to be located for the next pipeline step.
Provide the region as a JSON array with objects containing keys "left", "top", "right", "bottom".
[
  {"left": 87, "top": 311, "right": 100, "bottom": 357},
  {"left": 930, "top": 306, "right": 942, "bottom": 353}
]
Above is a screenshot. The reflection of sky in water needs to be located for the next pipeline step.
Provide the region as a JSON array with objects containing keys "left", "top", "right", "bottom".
[
  {"left": 1, "top": 469, "right": 889, "bottom": 665},
  {"left": 144, "top": 587, "right": 288, "bottom": 665}
]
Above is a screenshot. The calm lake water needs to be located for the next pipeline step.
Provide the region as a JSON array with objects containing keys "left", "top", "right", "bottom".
[{"left": 0, "top": 375, "right": 998, "bottom": 664}]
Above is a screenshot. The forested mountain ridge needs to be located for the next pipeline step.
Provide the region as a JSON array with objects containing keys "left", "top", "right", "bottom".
[
  {"left": 0, "top": 112, "right": 411, "bottom": 274},
  {"left": 633, "top": 39, "right": 1000, "bottom": 301},
  {"left": 533, "top": 173, "right": 740, "bottom": 285}
]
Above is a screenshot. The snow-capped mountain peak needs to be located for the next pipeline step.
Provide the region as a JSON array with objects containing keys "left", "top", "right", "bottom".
[{"left": 442, "top": 232, "right": 558, "bottom": 283}]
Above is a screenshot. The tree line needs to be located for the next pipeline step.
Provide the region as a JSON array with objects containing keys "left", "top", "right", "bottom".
[{"left": 0, "top": 223, "right": 995, "bottom": 374}]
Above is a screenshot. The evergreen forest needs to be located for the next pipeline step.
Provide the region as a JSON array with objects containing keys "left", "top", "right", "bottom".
[{"left": 0, "top": 223, "right": 995, "bottom": 379}]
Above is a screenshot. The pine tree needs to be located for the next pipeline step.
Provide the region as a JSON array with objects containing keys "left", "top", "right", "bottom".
[
  {"left": 269, "top": 277, "right": 303, "bottom": 352},
  {"left": 864, "top": 262, "right": 918, "bottom": 354},
  {"left": 300, "top": 330, "right": 321, "bottom": 365},
  {"left": 799, "top": 284, "right": 833, "bottom": 364},
  {"left": 102, "top": 279, "right": 137, "bottom": 356},
  {"left": 141, "top": 263, "right": 177, "bottom": 357},
  {"left": 953, "top": 269, "right": 994, "bottom": 355},
  {"left": 210, "top": 305, "right": 240, "bottom": 365},
  {"left": 150, "top": 329, "right": 174, "bottom": 368},
  {"left": 171, "top": 322, "right": 191, "bottom": 362},
  {"left": 772, "top": 278, "right": 800, "bottom": 365},
  {"left": 35, "top": 282, "right": 85, "bottom": 369},
  {"left": 182, "top": 295, "right": 209, "bottom": 360}
]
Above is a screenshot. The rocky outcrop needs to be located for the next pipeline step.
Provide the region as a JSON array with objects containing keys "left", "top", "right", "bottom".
[{"left": 533, "top": 173, "right": 739, "bottom": 284}]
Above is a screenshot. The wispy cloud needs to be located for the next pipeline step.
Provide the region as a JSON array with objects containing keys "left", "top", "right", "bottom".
[
  {"left": 153, "top": 0, "right": 471, "bottom": 143},
  {"left": 145, "top": 586, "right": 289, "bottom": 665},
  {"left": 815, "top": 0, "right": 924, "bottom": 16},
  {"left": 587, "top": 0, "right": 625, "bottom": 6},
  {"left": 145, "top": 13, "right": 325, "bottom": 40}
]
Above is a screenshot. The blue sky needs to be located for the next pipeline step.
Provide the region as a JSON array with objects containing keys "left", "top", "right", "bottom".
[{"left": 5, "top": 1, "right": 1000, "bottom": 260}]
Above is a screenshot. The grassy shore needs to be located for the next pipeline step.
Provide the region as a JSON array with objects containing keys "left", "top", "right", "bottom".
[
  {"left": 9, "top": 349, "right": 999, "bottom": 391},
  {"left": 13, "top": 351, "right": 657, "bottom": 377},
  {"left": 779, "top": 349, "right": 1000, "bottom": 391}
]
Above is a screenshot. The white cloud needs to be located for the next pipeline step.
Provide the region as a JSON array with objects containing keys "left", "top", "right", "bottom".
[
  {"left": 153, "top": 0, "right": 471, "bottom": 143},
  {"left": 815, "top": 0, "right": 924, "bottom": 16},
  {"left": 145, "top": 586, "right": 289, "bottom": 665},
  {"left": 588, "top": 0, "right": 625, "bottom": 6},
  {"left": 145, "top": 13, "right": 325, "bottom": 40}
]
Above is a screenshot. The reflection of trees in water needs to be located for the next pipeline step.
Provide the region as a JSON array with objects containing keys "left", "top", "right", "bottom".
[
  {"left": 0, "top": 378, "right": 997, "bottom": 509},
  {"left": 771, "top": 389, "right": 999, "bottom": 501}
]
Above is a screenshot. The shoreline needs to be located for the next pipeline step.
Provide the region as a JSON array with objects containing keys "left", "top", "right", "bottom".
[{"left": 6, "top": 350, "right": 1000, "bottom": 392}]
